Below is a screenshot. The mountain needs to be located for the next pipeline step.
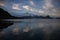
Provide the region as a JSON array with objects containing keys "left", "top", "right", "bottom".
[
  {"left": 0, "top": 8, "right": 12, "bottom": 19},
  {"left": 0, "top": 8, "right": 21, "bottom": 19},
  {"left": 0, "top": 8, "right": 14, "bottom": 32}
]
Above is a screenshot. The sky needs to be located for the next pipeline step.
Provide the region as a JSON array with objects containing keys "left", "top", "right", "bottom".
[{"left": 0, "top": 0, "right": 60, "bottom": 17}]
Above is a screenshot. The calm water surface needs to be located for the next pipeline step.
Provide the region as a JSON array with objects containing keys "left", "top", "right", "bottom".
[
  {"left": 3, "top": 19, "right": 60, "bottom": 31},
  {"left": 0, "top": 19, "right": 60, "bottom": 40}
]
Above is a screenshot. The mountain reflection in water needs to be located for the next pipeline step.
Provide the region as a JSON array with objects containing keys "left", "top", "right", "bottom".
[{"left": 0, "top": 19, "right": 60, "bottom": 40}]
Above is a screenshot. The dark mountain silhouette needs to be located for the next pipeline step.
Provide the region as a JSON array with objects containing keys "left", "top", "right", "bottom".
[
  {"left": 0, "top": 8, "right": 12, "bottom": 19},
  {"left": 0, "top": 8, "right": 20, "bottom": 19},
  {"left": 0, "top": 8, "right": 14, "bottom": 32}
]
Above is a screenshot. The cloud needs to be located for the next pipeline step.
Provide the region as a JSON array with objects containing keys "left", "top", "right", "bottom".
[
  {"left": 22, "top": 6, "right": 35, "bottom": 12},
  {"left": 42, "top": 0, "right": 60, "bottom": 17},
  {"left": 22, "top": 5, "right": 44, "bottom": 14},
  {"left": 30, "top": 8, "right": 37, "bottom": 12},
  {"left": 53, "top": 8, "right": 60, "bottom": 16},
  {"left": 52, "top": 9, "right": 57, "bottom": 12},
  {"left": 30, "top": 8, "right": 34, "bottom": 11},
  {"left": 52, "top": 8, "right": 60, "bottom": 12},
  {"left": 22, "top": 5, "right": 31, "bottom": 10},
  {"left": 43, "top": 0, "right": 53, "bottom": 10},
  {"left": 43, "top": 3, "right": 53, "bottom": 10},
  {"left": 30, "top": 9, "right": 44, "bottom": 14},
  {"left": 29, "top": 1, "right": 35, "bottom": 6},
  {"left": 38, "top": 10, "right": 44, "bottom": 13},
  {"left": 48, "top": 8, "right": 60, "bottom": 17},
  {"left": 0, "top": 2, "right": 5, "bottom": 6},
  {"left": 12, "top": 4, "right": 21, "bottom": 10},
  {"left": 55, "top": 0, "right": 60, "bottom": 2}
]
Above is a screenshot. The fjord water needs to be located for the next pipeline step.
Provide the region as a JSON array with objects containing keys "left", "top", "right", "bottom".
[
  {"left": 3, "top": 19, "right": 60, "bottom": 30},
  {"left": 1, "top": 19, "right": 60, "bottom": 40}
]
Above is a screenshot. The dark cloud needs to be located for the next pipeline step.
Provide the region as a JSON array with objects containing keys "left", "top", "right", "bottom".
[{"left": 56, "top": 0, "right": 60, "bottom": 2}]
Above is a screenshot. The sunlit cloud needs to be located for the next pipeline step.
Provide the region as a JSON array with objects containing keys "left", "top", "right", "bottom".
[
  {"left": 43, "top": 4, "right": 53, "bottom": 10},
  {"left": 43, "top": 0, "right": 53, "bottom": 10},
  {"left": 29, "top": 1, "right": 35, "bottom": 6},
  {"left": 30, "top": 8, "right": 37, "bottom": 12},
  {"left": 12, "top": 4, "right": 21, "bottom": 10},
  {"left": 22, "top": 5, "right": 31, "bottom": 10},
  {"left": 30, "top": 9, "right": 44, "bottom": 14},
  {"left": 43, "top": 0, "right": 60, "bottom": 17},
  {"left": 30, "top": 8, "right": 34, "bottom": 11},
  {"left": 22, "top": 5, "right": 44, "bottom": 14},
  {"left": 38, "top": 10, "right": 44, "bottom": 13},
  {"left": 0, "top": 2, "right": 5, "bottom": 6}
]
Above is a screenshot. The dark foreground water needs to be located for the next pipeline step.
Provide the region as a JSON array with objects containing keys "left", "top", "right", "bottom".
[{"left": 0, "top": 19, "right": 60, "bottom": 40}]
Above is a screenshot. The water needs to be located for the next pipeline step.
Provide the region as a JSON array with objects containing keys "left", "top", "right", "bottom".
[{"left": 0, "top": 19, "right": 60, "bottom": 40}]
